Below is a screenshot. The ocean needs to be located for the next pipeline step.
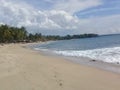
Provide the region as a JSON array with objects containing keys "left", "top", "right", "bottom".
[{"left": 33, "top": 34, "right": 120, "bottom": 64}]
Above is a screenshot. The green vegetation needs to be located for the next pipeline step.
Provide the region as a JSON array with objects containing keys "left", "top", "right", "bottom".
[
  {"left": 0, "top": 24, "right": 98, "bottom": 43},
  {"left": 0, "top": 25, "right": 27, "bottom": 43}
]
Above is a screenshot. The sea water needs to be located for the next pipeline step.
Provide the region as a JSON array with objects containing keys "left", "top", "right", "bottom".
[{"left": 34, "top": 34, "right": 120, "bottom": 64}]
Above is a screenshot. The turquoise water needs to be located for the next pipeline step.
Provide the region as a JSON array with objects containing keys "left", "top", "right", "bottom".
[{"left": 34, "top": 34, "right": 120, "bottom": 64}]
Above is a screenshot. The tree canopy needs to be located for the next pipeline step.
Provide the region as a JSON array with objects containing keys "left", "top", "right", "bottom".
[
  {"left": 0, "top": 24, "right": 98, "bottom": 43},
  {"left": 0, "top": 25, "right": 27, "bottom": 43}
]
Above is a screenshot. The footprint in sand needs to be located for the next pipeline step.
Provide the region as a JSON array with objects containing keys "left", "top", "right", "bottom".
[{"left": 53, "top": 71, "right": 63, "bottom": 87}]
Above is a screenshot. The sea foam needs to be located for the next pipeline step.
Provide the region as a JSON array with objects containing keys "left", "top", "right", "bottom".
[{"left": 54, "top": 47, "right": 120, "bottom": 64}]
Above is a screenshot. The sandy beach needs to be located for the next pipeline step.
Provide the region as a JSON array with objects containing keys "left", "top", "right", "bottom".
[{"left": 0, "top": 44, "right": 120, "bottom": 90}]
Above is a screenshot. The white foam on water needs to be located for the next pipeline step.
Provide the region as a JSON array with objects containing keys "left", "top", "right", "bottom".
[
  {"left": 54, "top": 47, "right": 120, "bottom": 64},
  {"left": 34, "top": 48, "right": 49, "bottom": 51}
]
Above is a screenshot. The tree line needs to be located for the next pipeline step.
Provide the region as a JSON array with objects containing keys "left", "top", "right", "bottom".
[
  {"left": 0, "top": 24, "right": 98, "bottom": 43},
  {"left": 0, "top": 25, "right": 27, "bottom": 43}
]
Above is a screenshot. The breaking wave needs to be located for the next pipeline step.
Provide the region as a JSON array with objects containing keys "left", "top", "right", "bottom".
[{"left": 54, "top": 47, "right": 120, "bottom": 64}]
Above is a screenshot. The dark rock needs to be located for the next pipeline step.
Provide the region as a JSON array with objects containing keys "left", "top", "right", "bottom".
[
  {"left": 117, "top": 62, "right": 119, "bottom": 64},
  {"left": 91, "top": 59, "right": 96, "bottom": 62}
]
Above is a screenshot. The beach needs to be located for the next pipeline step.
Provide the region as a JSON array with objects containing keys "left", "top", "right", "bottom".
[{"left": 0, "top": 44, "right": 120, "bottom": 90}]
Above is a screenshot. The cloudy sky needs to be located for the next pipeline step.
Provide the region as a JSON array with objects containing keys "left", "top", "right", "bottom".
[{"left": 0, "top": 0, "right": 120, "bottom": 35}]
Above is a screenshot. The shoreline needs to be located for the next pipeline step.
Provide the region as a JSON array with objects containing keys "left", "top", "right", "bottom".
[
  {"left": 29, "top": 43, "right": 120, "bottom": 74},
  {"left": 0, "top": 43, "right": 120, "bottom": 90}
]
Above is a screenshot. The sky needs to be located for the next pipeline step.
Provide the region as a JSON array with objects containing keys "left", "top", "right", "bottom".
[{"left": 0, "top": 0, "right": 120, "bottom": 35}]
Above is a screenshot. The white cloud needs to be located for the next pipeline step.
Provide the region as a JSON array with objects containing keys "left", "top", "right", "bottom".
[
  {"left": 78, "top": 7, "right": 120, "bottom": 16},
  {"left": 52, "top": 0, "right": 102, "bottom": 14},
  {"left": 0, "top": 0, "right": 80, "bottom": 32},
  {"left": 77, "top": 15, "right": 120, "bottom": 34},
  {"left": 0, "top": 0, "right": 120, "bottom": 35},
  {"left": 46, "top": 10, "right": 79, "bottom": 29}
]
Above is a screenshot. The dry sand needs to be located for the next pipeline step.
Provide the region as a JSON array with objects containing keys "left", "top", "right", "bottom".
[{"left": 0, "top": 43, "right": 120, "bottom": 90}]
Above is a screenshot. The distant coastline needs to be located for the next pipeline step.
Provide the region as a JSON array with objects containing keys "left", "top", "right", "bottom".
[{"left": 0, "top": 24, "right": 98, "bottom": 43}]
